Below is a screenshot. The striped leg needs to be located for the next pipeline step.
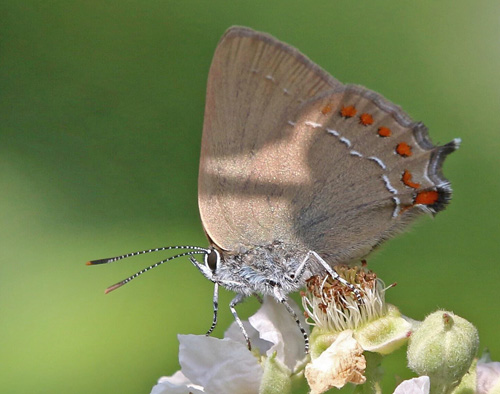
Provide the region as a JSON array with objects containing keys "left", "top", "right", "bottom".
[
  {"left": 272, "top": 285, "right": 309, "bottom": 353},
  {"left": 229, "top": 293, "right": 251, "bottom": 350},
  {"left": 205, "top": 282, "right": 219, "bottom": 336},
  {"left": 254, "top": 293, "right": 263, "bottom": 304}
]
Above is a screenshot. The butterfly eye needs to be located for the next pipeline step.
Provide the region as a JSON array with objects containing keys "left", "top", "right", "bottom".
[{"left": 204, "top": 249, "right": 220, "bottom": 272}]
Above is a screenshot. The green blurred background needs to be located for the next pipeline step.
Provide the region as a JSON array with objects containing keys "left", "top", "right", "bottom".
[{"left": 1, "top": 1, "right": 499, "bottom": 393}]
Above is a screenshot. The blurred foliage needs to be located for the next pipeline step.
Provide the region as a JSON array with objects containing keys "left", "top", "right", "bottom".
[{"left": 1, "top": 1, "right": 499, "bottom": 393}]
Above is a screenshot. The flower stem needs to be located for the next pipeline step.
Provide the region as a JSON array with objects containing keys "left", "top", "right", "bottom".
[{"left": 353, "top": 352, "right": 383, "bottom": 394}]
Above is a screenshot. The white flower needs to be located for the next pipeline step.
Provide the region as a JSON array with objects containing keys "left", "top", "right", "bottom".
[
  {"left": 227, "top": 295, "right": 309, "bottom": 371},
  {"left": 393, "top": 376, "right": 430, "bottom": 394},
  {"left": 151, "top": 371, "right": 204, "bottom": 394},
  {"left": 477, "top": 355, "right": 500, "bottom": 394},
  {"left": 150, "top": 296, "right": 308, "bottom": 394},
  {"left": 151, "top": 335, "right": 262, "bottom": 394}
]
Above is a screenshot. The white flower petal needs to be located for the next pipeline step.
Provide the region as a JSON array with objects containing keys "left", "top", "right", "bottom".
[
  {"left": 150, "top": 370, "right": 204, "bottom": 394},
  {"left": 178, "top": 334, "right": 263, "bottom": 394},
  {"left": 248, "top": 296, "right": 308, "bottom": 371},
  {"left": 393, "top": 376, "right": 430, "bottom": 394},
  {"left": 305, "top": 330, "right": 366, "bottom": 393},
  {"left": 477, "top": 360, "right": 500, "bottom": 394},
  {"left": 224, "top": 319, "right": 273, "bottom": 354}
]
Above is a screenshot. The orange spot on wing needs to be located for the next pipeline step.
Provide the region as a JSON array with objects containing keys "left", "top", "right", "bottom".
[
  {"left": 359, "top": 113, "right": 374, "bottom": 125},
  {"left": 340, "top": 105, "right": 357, "bottom": 118},
  {"left": 415, "top": 190, "right": 439, "bottom": 205},
  {"left": 378, "top": 126, "right": 391, "bottom": 137},
  {"left": 402, "top": 170, "right": 421, "bottom": 189},
  {"left": 396, "top": 142, "right": 412, "bottom": 157},
  {"left": 321, "top": 104, "right": 333, "bottom": 115}
]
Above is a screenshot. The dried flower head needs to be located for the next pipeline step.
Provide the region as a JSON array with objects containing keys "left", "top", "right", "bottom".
[{"left": 301, "top": 264, "right": 413, "bottom": 393}]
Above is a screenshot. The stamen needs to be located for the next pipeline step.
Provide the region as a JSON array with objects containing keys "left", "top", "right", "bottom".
[{"left": 302, "top": 265, "right": 388, "bottom": 332}]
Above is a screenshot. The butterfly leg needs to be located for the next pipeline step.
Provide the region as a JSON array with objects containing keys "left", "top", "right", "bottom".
[
  {"left": 229, "top": 293, "right": 251, "bottom": 350},
  {"left": 254, "top": 293, "right": 264, "bottom": 304},
  {"left": 271, "top": 283, "right": 310, "bottom": 353},
  {"left": 205, "top": 282, "right": 219, "bottom": 336},
  {"left": 295, "top": 251, "right": 362, "bottom": 302}
]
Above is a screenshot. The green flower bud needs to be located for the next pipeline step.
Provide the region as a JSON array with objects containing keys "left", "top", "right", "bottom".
[
  {"left": 452, "top": 358, "right": 476, "bottom": 394},
  {"left": 407, "top": 311, "right": 479, "bottom": 394},
  {"left": 259, "top": 352, "right": 292, "bottom": 394}
]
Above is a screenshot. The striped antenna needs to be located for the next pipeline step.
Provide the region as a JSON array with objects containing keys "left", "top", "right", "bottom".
[
  {"left": 101, "top": 250, "right": 208, "bottom": 294},
  {"left": 86, "top": 245, "right": 208, "bottom": 266}
]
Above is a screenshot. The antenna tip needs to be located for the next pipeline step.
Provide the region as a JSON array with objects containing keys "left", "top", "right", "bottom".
[
  {"left": 105, "top": 282, "right": 125, "bottom": 294},
  {"left": 86, "top": 258, "right": 113, "bottom": 265}
]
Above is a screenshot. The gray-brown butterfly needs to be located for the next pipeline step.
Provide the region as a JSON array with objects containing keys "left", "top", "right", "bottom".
[{"left": 88, "top": 26, "right": 459, "bottom": 352}]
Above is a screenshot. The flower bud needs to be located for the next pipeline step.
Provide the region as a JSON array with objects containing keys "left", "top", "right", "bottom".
[
  {"left": 407, "top": 311, "right": 479, "bottom": 394},
  {"left": 259, "top": 353, "right": 292, "bottom": 394}
]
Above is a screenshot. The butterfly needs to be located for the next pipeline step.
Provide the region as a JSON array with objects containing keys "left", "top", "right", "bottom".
[{"left": 88, "top": 26, "right": 459, "bottom": 351}]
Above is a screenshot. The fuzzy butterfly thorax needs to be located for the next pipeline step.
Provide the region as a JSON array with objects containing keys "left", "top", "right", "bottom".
[{"left": 213, "top": 242, "right": 313, "bottom": 297}]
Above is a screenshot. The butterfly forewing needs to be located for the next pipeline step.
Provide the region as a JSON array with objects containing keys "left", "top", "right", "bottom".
[{"left": 199, "top": 26, "right": 342, "bottom": 251}]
